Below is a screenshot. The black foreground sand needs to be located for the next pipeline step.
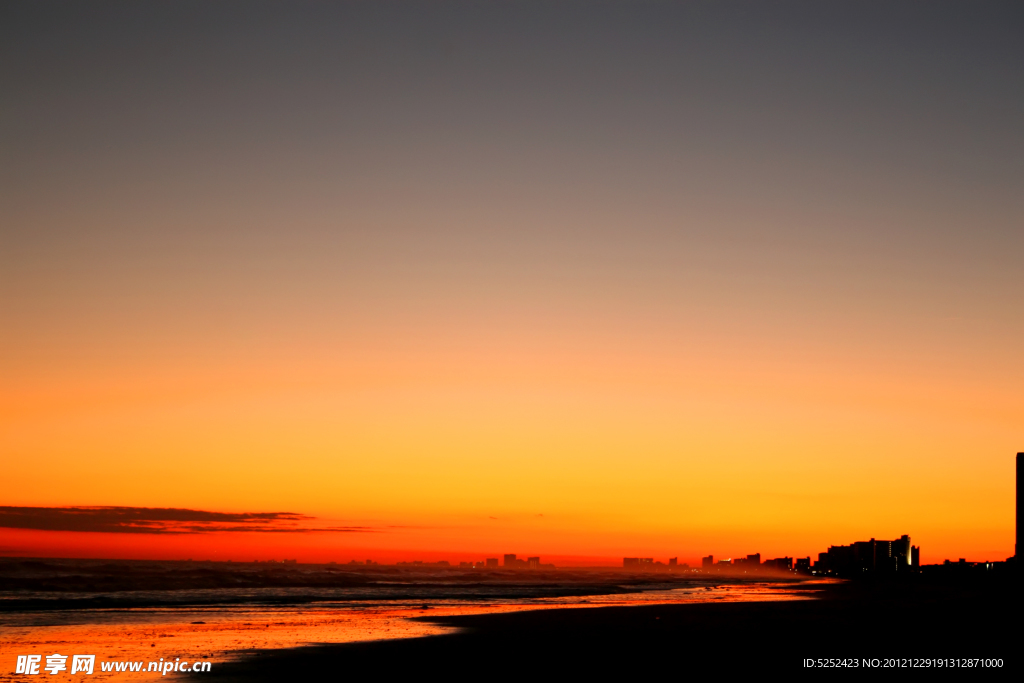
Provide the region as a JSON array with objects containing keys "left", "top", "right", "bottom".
[{"left": 199, "top": 579, "right": 1018, "bottom": 678}]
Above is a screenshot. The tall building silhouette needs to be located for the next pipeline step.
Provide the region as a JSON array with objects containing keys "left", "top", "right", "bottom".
[
  {"left": 1017, "top": 452, "right": 1021, "bottom": 559},
  {"left": 817, "top": 536, "right": 912, "bottom": 574}
]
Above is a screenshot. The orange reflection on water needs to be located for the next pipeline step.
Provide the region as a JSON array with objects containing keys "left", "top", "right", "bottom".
[
  {"left": 0, "top": 582, "right": 823, "bottom": 681},
  {"left": 1, "top": 606, "right": 455, "bottom": 682}
]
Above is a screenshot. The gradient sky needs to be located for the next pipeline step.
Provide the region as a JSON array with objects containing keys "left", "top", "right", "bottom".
[{"left": 2, "top": 0, "right": 1022, "bottom": 565}]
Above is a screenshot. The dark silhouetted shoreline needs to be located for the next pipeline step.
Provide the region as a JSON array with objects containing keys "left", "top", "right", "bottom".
[{"left": 198, "top": 578, "right": 1017, "bottom": 678}]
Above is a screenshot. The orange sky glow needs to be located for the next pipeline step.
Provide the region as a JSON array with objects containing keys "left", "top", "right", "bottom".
[{"left": 1, "top": 1, "right": 1020, "bottom": 567}]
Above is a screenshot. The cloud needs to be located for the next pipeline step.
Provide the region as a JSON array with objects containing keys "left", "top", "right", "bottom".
[{"left": 0, "top": 506, "right": 375, "bottom": 535}]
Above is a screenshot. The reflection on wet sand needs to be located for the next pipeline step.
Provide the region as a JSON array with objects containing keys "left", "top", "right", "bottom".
[{"left": 1, "top": 581, "right": 823, "bottom": 681}]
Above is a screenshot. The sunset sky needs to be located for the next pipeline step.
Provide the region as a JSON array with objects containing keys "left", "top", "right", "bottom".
[{"left": 2, "top": 1, "right": 1021, "bottom": 565}]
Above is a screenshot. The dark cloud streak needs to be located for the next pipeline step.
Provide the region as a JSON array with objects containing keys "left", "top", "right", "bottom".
[{"left": 0, "top": 506, "right": 374, "bottom": 535}]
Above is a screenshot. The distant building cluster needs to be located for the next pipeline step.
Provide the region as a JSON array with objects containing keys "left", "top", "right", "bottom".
[
  {"left": 624, "top": 530, "right": 1015, "bottom": 577},
  {"left": 685, "top": 554, "right": 797, "bottom": 574},
  {"left": 501, "top": 554, "right": 554, "bottom": 569},
  {"left": 391, "top": 554, "right": 553, "bottom": 569},
  {"left": 623, "top": 557, "right": 690, "bottom": 570},
  {"left": 815, "top": 535, "right": 919, "bottom": 575},
  {"left": 458, "top": 559, "right": 499, "bottom": 569},
  {"left": 624, "top": 535, "right": 919, "bottom": 576},
  {"left": 620, "top": 453, "right": 1022, "bottom": 576}
]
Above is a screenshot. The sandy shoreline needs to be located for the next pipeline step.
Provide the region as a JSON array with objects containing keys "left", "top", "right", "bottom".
[
  {"left": 1, "top": 576, "right": 815, "bottom": 681},
  {"left": 194, "top": 579, "right": 1017, "bottom": 678}
]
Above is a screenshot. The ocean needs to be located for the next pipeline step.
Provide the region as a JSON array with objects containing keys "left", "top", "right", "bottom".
[{"left": 0, "top": 559, "right": 817, "bottom": 681}]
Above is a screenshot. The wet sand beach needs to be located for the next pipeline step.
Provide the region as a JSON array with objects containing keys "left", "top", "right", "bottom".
[{"left": 198, "top": 579, "right": 1017, "bottom": 678}]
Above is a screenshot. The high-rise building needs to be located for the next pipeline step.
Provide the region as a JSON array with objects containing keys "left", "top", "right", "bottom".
[
  {"left": 734, "top": 553, "right": 761, "bottom": 567},
  {"left": 818, "top": 536, "right": 914, "bottom": 575},
  {"left": 763, "top": 557, "right": 793, "bottom": 571},
  {"left": 701, "top": 555, "right": 714, "bottom": 569},
  {"left": 485, "top": 558, "right": 499, "bottom": 568},
  {"left": 1017, "top": 452, "right": 1021, "bottom": 560},
  {"left": 527, "top": 557, "right": 540, "bottom": 569},
  {"left": 893, "top": 535, "right": 912, "bottom": 567},
  {"left": 503, "top": 554, "right": 517, "bottom": 567}
]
